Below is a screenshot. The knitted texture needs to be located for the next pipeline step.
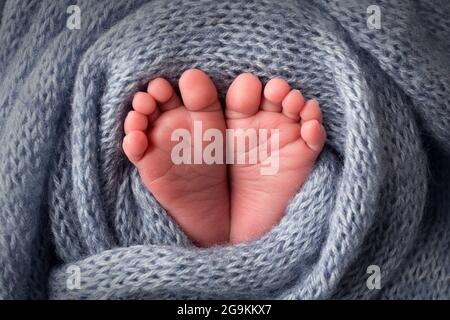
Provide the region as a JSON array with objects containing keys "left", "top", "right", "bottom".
[{"left": 0, "top": 0, "right": 449, "bottom": 299}]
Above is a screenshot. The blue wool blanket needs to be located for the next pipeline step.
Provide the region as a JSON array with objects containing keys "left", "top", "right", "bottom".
[{"left": 0, "top": 0, "right": 449, "bottom": 299}]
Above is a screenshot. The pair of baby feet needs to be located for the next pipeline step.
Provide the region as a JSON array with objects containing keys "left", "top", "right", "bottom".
[{"left": 122, "top": 69, "right": 325, "bottom": 246}]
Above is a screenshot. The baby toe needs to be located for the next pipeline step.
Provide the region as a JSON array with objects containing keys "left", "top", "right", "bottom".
[
  {"left": 123, "top": 130, "right": 148, "bottom": 164},
  {"left": 261, "top": 77, "right": 291, "bottom": 112},
  {"left": 132, "top": 92, "right": 157, "bottom": 115},
  {"left": 300, "top": 99, "right": 322, "bottom": 123},
  {"left": 225, "top": 73, "right": 262, "bottom": 119},
  {"left": 301, "top": 119, "right": 326, "bottom": 152},
  {"left": 124, "top": 110, "right": 148, "bottom": 135},
  {"left": 147, "top": 77, "right": 182, "bottom": 111},
  {"left": 282, "top": 89, "right": 305, "bottom": 120},
  {"left": 179, "top": 69, "right": 220, "bottom": 112}
]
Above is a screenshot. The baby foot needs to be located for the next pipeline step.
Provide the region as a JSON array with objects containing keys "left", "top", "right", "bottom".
[
  {"left": 226, "top": 73, "right": 326, "bottom": 244},
  {"left": 122, "top": 69, "right": 229, "bottom": 246}
]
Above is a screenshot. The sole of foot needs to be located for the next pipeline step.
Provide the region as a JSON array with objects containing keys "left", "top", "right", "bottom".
[
  {"left": 225, "top": 73, "right": 326, "bottom": 244},
  {"left": 122, "top": 69, "right": 230, "bottom": 247}
]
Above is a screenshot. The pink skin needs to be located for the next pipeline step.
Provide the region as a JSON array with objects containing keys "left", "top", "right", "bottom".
[
  {"left": 226, "top": 74, "right": 325, "bottom": 243},
  {"left": 123, "top": 69, "right": 326, "bottom": 246},
  {"left": 123, "top": 69, "right": 229, "bottom": 246}
]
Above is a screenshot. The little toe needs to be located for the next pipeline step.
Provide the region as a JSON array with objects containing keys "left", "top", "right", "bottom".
[
  {"left": 282, "top": 89, "right": 305, "bottom": 121},
  {"left": 124, "top": 111, "right": 148, "bottom": 135},
  {"left": 225, "top": 73, "right": 262, "bottom": 119},
  {"left": 300, "top": 99, "right": 322, "bottom": 123},
  {"left": 132, "top": 92, "right": 157, "bottom": 115},
  {"left": 261, "top": 77, "right": 291, "bottom": 112},
  {"left": 179, "top": 69, "right": 220, "bottom": 112},
  {"left": 123, "top": 130, "right": 149, "bottom": 164},
  {"left": 147, "top": 77, "right": 182, "bottom": 111},
  {"left": 301, "top": 119, "right": 326, "bottom": 152}
]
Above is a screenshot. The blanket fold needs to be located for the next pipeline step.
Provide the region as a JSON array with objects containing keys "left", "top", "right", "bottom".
[{"left": 0, "top": 0, "right": 449, "bottom": 299}]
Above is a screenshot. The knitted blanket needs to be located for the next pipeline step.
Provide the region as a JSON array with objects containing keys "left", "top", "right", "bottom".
[{"left": 0, "top": 0, "right": 449, "bottom": 299}]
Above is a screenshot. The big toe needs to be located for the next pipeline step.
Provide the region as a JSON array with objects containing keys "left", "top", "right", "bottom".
[
  {"left": 178, "top": 69, "right": 220, "bottom": 112},
  {"left": 225, "top": 73, "right": 262, "bottom": 119}
]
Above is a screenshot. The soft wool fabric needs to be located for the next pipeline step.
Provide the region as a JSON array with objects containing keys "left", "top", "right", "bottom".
[{"left": 0, "top": 0, "right": 449, "bottom": 299}]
